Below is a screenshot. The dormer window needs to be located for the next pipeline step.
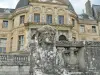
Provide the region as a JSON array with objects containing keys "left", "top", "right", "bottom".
[{"left": 4, "top": 9, "right": 10, "bottom": 13}]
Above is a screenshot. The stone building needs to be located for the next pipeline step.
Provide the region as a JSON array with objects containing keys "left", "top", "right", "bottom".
[{"left": 0, "top": 0, "right": 100, "bottom": 53}]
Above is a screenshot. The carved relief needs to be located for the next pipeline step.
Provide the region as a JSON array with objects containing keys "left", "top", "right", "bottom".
[
  {"left": 19, "top": 29, "right": 24, "bottom": 34},
  {"left": 63, "top": 48, "right": 77, "bottom": 71},
  {"left": 33, "top": 7, "right": 41, "bottom": 12},
  {"left": 46, "top": 8, "right": 53, "bottom": 14},
  {"left": 35, "top": 25, "right": 57, "bottom": 74},
  {"left": 37, "top": 25, "right": 56, "bottom": 47},
  {"left": 58, "top": 9, "right": 65, "bottom": 14}
]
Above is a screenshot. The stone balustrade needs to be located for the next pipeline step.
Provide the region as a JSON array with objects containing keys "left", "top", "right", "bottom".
[
  {"left": 56, "top": 41, "right": 84, "bottom": 47},
  {"left": 0, "top": 54, "right": 29, "bottom": 66}
]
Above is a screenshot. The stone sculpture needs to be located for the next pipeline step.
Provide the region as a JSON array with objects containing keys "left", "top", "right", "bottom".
[
  {"left": 32, "top": 25, "right": 58, "bottom": 75},
  {"left": 29, "top": 25, "right": 99, "bottom": 75}
]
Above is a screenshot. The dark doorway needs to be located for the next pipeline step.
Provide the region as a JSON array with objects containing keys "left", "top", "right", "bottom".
[{"left": 59, "top": 35, "right": 67, "bottom": 41}]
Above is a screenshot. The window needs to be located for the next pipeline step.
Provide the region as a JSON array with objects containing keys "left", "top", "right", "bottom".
[
  {"left": 20, "top": 15, "right": 25, "bottom": 24},
  {"left": 12, "top": 19, "right": 14, "bottom": 28},
  {"left": 47, "top": 14, "right": 52, "bottom": 24},
  {"left": 0, "top": 38, "right": 7, "bottom": 52},
  {"left": 10, "top": 37, "right": 13, "bottom": 51},
  {"left": 92, "top": 26, "right": 96, "bottom": 33},
  {"left": 18, "top": 35, "right": 24, "bottom": 50},
  {"left": 72, "top": 19, "right": 75, "bottom": 26},
  {"left": 58, "top": 15, "right": 64, "bottom": 24},
  {"left": 34, "top": 13, "right": 40, "bottom": 23},
  {"left": 80, "top": 25, "right": 85, "bottom": 33},
  {"left": 3, "top": 20, "right": 8, "bottom": 28}
]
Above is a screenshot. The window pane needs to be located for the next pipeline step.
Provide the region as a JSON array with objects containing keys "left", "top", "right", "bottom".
[
  {"left": 3, "top": 21, "right": 8, "bottom": 28},
  {"left": 80, "top": 25, "right": 85, "bottom": 32},
  {"left": 72, "top": 19, "right": 75, "bottom": 26},
  {"left": 58, "top": 15, "right": 64, "bottom": 24},
  {"left": 0, "top": 48, "right": 2, "bottom": 52},
  {"left": 20, "top": 15, "right": 25, "bottom": 24},
  {"left": 18, "top": 35, "right": 24, "bottom": 50},
  {"left": 34, "top": 14, "right": 40, "bottom": 23},
  {"left": 0, "top": 38, "right": 7, "bottom": 53},
  {"left": 92, "top": 26, "right": 96, "bottom": 33},
  {"left": 47, "top": 15, "right": 52, "bottom": 24},
  {"left": 2, "top": 47, "right": 6, "bottom": 53}
]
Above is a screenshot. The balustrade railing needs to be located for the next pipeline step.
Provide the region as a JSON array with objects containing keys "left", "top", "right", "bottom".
[{"left": 0, "top": 54, "right": 29, "bottom": 66}]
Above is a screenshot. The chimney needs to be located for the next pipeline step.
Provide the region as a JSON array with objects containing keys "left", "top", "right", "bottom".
[{"left": 85, "top": 0, "right": 93, "bottom": 17}]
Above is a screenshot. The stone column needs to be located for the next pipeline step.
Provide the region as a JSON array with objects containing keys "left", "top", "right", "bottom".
[
  {"left": 54, "top": 7, "right": 59, "bottom": 41},
  {"left": 42, "top": 6, "right": 45, "bottom": 23},
  {"left": 29, "top": 42, "right": 36, "bottom": 75}
]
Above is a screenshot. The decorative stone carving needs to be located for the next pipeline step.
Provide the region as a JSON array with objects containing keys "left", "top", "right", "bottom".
[
  {"left": 28, "top": 14, "right": 33, "bottom": 22},
  {"left": 33, "top": 7, "right": 41, "bottom": 12},
  {"left": 35, "top": 25, "right": 57, "bottom": 74},
  {"left": 36, "top": 25, "right": 56, "bottom": 47},
  {"left": 63, "top": 47, "right": 79, "bottom": 72},
  {"left": 46, "top": 8, "right": 53, "bottom": 14}
]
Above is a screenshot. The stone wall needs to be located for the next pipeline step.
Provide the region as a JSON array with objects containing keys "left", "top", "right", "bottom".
[{"left": 0, "top": 41, "right": 99, "bottom": 75}]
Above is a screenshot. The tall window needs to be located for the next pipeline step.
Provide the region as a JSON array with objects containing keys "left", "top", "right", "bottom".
[
  {"left": 47, "top": 14, "right": 52, "bottom": 24},
  {"left": 34, "top": 13, "right": 40, "bottom": 23},
  {"left": 72, "top": 19, "right": 75, "bottom": 26},
  {"left": 92, "top": 26, "right": 96, "bottom": 33},
  {"left": 18, "top": 35, "right": 24, "bottom": 50},
  {"left": 0, "top": 38, "right": 7, "bottom": 52},
  {"left": 80, "top": 25, "right": 85, "bottom": 33},
  {"left": 12, "top": 19, "right": 14, "bottom": 28},
  {"left": 20, "top": 15, "right": 25, "bottom": 24},
  {"left": 58, "top": 15, "right": 64, "bottom": 24},
  {"left": 10, "top": 37, "right": 13, "bottom": 52},
  {"left": 3, "top": 20, "right": 8, "bottom": 28}
]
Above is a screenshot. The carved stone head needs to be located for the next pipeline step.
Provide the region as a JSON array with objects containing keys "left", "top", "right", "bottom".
[{"left": 36, "top": 25, "right": 56, "bottom": 46}]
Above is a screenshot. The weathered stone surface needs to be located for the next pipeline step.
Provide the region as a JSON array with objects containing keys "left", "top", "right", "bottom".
[{"left": 0, "top": 26, "right": 100, "bottom": 75}]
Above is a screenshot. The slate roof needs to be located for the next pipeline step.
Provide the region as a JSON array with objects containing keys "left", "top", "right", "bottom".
[
  {"left": 92, "top": 5, "right": 100, "bottom": 20},
  {"left": 78, "top": 13, "right": 94, "bottom": 20},
  {"left": 0, "top": 8, "right": 14, "bottom": 13},
  {"left": 15, "top": 0, "right": 75, "bottom": 13},
  {"left": 16, "top": 0, "right": 29, "bottom": 9},
  {"left": 68, "top": 2, "right": 76, "bottom": 13}
]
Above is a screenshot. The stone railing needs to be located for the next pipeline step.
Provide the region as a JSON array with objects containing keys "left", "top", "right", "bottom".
[
  {"left": 85, "top": 41, "right": 100, "bottom": 47},
  {"left": 56, "top": 41, "right": 84, "bottom": 47},
  {"left": 0, "top": 54, "right": 29, "bottom": 66}
]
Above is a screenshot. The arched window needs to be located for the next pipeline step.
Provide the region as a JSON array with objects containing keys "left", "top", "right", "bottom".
[{"left": 59, "top": 35, "right": 67, "bottom": 41}]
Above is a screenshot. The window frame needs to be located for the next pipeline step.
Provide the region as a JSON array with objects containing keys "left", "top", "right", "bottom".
[
  {"left": 18, "top": 35, "right": 24, "bottom": 50},
  {"left": 2, "top": 20, "right": 8, "bottom": 28},
  {"left": 72, "top": 19, "right": 75, "bottom": 26},
  {"left": 46, "top": 14, "right": 52, "bottom": 24},
  {"left": 58, "top": 15, "right": 64, "bottom": 25},
  {"left": 34, "top": 13, "right": 40, "bottom": 23},
  {"left": 0, "top": 38, "right": 7, "bottom": 53},
  {"left": 20, "top": 15, "right": 25, "bottom": 24},
  {"left": 80, "top": 25, "right": 85, "bottom": 33},
  {"left": 92, "top": 26, "right": 97, "bottom": 33}
]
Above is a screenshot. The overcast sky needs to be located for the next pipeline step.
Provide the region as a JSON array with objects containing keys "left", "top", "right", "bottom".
[{"left": 0, "top": 0, "right": 100, "bottom": 14}]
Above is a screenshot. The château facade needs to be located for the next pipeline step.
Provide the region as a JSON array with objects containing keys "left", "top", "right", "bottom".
[{"left": 0, "top": 0, "right": 100, "bottom": 53}]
